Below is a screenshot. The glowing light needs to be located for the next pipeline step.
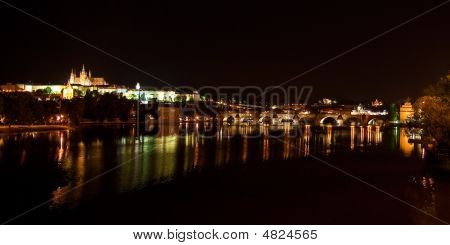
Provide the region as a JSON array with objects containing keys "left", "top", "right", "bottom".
[
  {"left": 422, "top": 147, "right": 426, "bottom": 159},
  {"left": 304, "top": 127, "right": 310, "bottom": 156},
  {"left": 360, "top": 126, "right": 365, "bottom": 146},
  {"left": 367, "top": 125, "right": 372, "bottom": 144},
  {"left": 350, "top": 125, "right": 355, "bottom": 150},
  {"left": 371, "top": 99, "right": 383, "bottom": 107},
  {"left": 399, "top": 128, "right": 414, "bottom": 157},
  {"left": 326, "top": 125, "right": 332, "bottom": 154}
]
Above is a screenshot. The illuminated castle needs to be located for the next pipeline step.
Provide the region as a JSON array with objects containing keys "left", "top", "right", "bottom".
[{"left": 68, "top": 65, "right": 108, "bottom": 86}]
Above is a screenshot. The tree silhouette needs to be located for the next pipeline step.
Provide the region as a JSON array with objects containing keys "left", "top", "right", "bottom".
[{"left": 414, "top": 75, "right": 450, "bottom": 146}]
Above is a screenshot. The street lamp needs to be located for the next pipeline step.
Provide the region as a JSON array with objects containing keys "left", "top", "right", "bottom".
[{"left": 136, "top": 82, "right": 140, "bottom": 143}]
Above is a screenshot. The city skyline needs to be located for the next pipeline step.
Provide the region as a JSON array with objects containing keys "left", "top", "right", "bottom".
[
  {"left": 1, "top": 1, "right": 449, "bottom": 101},
  {"left": 0, "top": 0, "right": 449, "bottom": 231},
  {"left": 1, "top": 63, "right": 448, "bottom": 103}
]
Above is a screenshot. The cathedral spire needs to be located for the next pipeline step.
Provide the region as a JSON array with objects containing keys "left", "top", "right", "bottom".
[{"left": 68, "top": 68, "right": 76, "bottom": 85}]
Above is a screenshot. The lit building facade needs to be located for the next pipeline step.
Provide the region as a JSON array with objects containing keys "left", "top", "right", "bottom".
[
  {"left": 0, "top": 65, "right": 203, "bottom": 102},
  {"left": 371, "top": 99, "right": 383, "bottom": 107},
  {"left": 351, "top": 104, "right": 388, "bottom": 116},
  {"left": 399, "top": 102, "right": 414, "bottom": 123},
  {"left": 69, "top": 65, "right": 108, "bottom": 86}
]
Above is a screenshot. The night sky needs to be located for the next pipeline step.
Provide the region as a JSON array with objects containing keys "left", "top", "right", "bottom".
[{"left": 1, "top": 0, "right": 449, "bottom": 101}]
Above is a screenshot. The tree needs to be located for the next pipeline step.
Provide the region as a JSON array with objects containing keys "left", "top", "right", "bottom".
[
  {"left": 62, "top": 98, "right": 84, "bottom": 125},
  {"left": 83, "top": 90, "right": 98, "bottom": 120},
  {"left": 44, "top": 86, "right": 53, "bottom": 94},
  {"left": 424, "top": 76, "right": 449, "bottom": 98},
  {"left": 97, "top": 92, "right": 118, "bottom": 121},
  {"left": 3, "top": 92, "right": 34, "bottom": 124},
  {"left": 118, "top": 96, "right": 133, "bottom": 122},
  {"left": 414, "top": 75, "right": 450, "bottom": 146},
  {"left": 0, "top": 90, "right": 135, "bottom": 125},
  {"left": 389, "top": 103, "right": 399, "bottom": 122}
]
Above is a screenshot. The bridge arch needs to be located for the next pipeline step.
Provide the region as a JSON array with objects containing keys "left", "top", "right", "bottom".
[
  {"left": 225, "top": 116, "right": 235, "bottom": 124},
  {"left": 368, "top": 118, "right": 384, "bottom": 126},
  {"left": 259, "top": 116, "right": 272, "bottom": 124},
  {"left": 320, "top": 116, "right": 337, "bottom": 125}
]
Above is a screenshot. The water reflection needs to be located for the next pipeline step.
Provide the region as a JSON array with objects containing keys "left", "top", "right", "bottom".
[
  {"left": 375, "top": 126, "right": 381, "bottom": 145},
  {"left": 407, "top": 176, "right": 437, "bottom": 224},
  {"left": 0, "top": 125, "right": 427, "bottom": 209},
  {"left": 359, "top": 126, "right": 365, "bottom": 147},
  {"left": 399, "top": 128, "right": 414, "bottom": 157},
  {"left": 350, "top": 125, "right": 355, "bottom": 150},
  {"left": 303, "top": 125, "right": 310, "bottom": 156}
]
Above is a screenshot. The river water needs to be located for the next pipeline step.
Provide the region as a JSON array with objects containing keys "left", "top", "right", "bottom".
[{"left": 0, "top": 124, "right": 449, "bottom": 224}]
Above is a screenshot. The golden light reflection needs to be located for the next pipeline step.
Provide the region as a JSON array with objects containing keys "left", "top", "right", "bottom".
[
  {"left": 283, "top": 132, "right": 291, "bottom": 159},
  {"left": 375, "top": 126, "right": 381, "bottom": 144},
  {"left": 304, "top": 125, "right": 310, "bottom": 156},
  {"left": 56, "top": 132, "right": 66, "bottom": 163},
  {"left": 421, "top": 147, "right": 426, "bottom": 159},
  {"left": 52, "top": 140, "right": 86, "bottom": 207},
  {"left": 399, "top": 128, "right": 414, "bottom": 157},
  {"left": 262, "top": 128, "right": 270, "bottom": 160},
  {"left": 194, "top": 137, "right": 199, "bottom": 167},
  {"left": 366, "top": 125, "right": 372, "bottom": 145},
  {"left": 40, "top": 124, "right": 413, "bottom": 209},
  {"left": 359, "top": 126, "right": 365, "bottom": 147},
  {"left": 152, "top": 135, "right": 178, "bottom": 181},
  {"left": 325, "top": 125, "right": 332, "bottom": 155},
  {"left": 350, "top": 125, "right": 355, "bottom": 150}
]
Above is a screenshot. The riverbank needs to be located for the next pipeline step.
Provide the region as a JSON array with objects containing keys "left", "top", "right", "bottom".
[
  {"left": 0, "top": 120, "right": 136, "bottom": 133},
  {"left": 0, "top": 125, "right": 70, "bottom": 133}
]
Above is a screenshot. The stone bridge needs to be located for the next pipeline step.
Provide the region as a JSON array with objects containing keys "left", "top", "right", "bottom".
[{"left": 221, "top": 110, "right": 388, "bottom": 127}]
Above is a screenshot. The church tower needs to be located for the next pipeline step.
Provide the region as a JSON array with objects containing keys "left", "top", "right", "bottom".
[
  {"left": 68, "top": 69, "right": 76, "bottom": 84},
  {"left": 79, "top": 64, "right": 91, "bottom": 86}
]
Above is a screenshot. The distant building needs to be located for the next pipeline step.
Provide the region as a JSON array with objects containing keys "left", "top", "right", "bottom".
[
  {"left": 351, "top": 104, "right": 388, "bottom": 116},
  {"left": 62, "top": 80, "right": 74, "bottom": 99},
  {"left": 0, "top": 65, "right": 202, "bottom": 102},
  {"left": 317, "top": 98, "right": 337, "bottom": 105},
  {"left": 68, "top": 65, "right": 108, "bottom": 86},
  {"left": 371, "top": 99, "right": 383, "bottom": 107},
  {"left": 0, "top": 83, "right": 26, "bottom": 92},
  {"left": 399, "top": 102, "right": 414, "bottom": 123}
]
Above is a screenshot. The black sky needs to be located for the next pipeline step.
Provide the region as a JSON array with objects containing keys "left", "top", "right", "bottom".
[{"left": 0, "top": 0, "right": 449, "bottom": 101}]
